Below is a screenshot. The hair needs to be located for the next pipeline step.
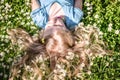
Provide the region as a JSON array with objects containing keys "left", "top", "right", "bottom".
[
  {"left": 42, "top": 26, "right": 74, "bottom": 70},
  {"left": 8, "top": 26, "right": 74, "bottom": 79},
  {"left": 8, "top": 24, "right": 108, "bottom": 79}
]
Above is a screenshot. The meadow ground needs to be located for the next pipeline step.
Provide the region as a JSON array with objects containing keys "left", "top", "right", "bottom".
[{"left": 0, "top": 0, "right": 120, "bottom": 80}]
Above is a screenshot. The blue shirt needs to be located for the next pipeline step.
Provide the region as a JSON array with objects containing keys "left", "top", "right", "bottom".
[{"left": 30, "top": 0, "right": 83, "bottom": 29}]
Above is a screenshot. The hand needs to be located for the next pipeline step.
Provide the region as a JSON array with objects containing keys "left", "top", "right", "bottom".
[
  {"left": 31, "top": 0, "right": 40, "bottom": 11},
  {"left": 74, "top": 0, "right": 83, "bottom": 10}
]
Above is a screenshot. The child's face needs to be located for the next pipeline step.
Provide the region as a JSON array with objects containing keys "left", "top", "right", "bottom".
[
  {"left": 44, "top": 17, "right": 74, "bottom": 57},
  {"left": 45, "top": 17, "right": 66, "bottom": 30},
  {"left": 45, "top": 27, "right": 71, "bottom": 56},
  {"left": 44, "top": 25, "right": 74, "bottom": 56}
]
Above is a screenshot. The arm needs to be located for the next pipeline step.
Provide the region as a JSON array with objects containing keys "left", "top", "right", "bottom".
[
  {"left": 30, "top": 0, "right": 48, "bottom": 29},
  {"left": 74, "top": 0, "right": 83, "bottom": 10},
  {"left": 31, "top": 0, "right": 40, "bottom": 11}
]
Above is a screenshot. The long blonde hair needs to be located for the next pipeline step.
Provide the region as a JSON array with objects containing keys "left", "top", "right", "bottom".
[{"left": 8, "top": 23, "right": 107, "bottom": 79}]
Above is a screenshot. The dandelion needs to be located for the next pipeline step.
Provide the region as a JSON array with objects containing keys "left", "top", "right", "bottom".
[
  {"left": 0, "top": 52, "right": 5, "bottom": 57},
  {"left": 1, "top": 0, "right": 4, "bottom": 3},
  {"left": 23, "top": 13, "right": 26, "bottom": 16},
  {"left": 62, "top": 71, "right": 66, "bottom": 77},
  {"left": 54, "top": 68, "right": 66, "bottom": 80},
  {"left": 108, "top": 26, "right": 112, "bottom": 32},
  {"left": 9, "top": 8, "right": 12, "bottom": 12},
  {"left": 8, "top": 15, "right": 12, "bottom": 18},
  {"left": 110, "top": 58, "right": 113, "bottom": 61},
  {"left": 87, "top": 11, "right": 91, "bottom": 15},
  {"left": 75, "top": 54, "right": 79, "bottom": 58},
  {"left": 108, "top": 23, "right": 113, "bottom": 27},
  {"left": 27, "top": 16, "right": 30, "bottom": 20},
  {"left": 26, "top": 12, "right": 30, "bottom": 15},
  {"left": 0, "top": 73, "right": 3, "bottom": 76},
  {"left": 59, "top": 69, "right": 66, "bottom": 74},
  {"left": 0, "top": 16, "right": 3, "bottom": 20},
  {"left": 5, "top": 3, "right": 11, "bottom": 8},
  {"left": 87, "top": 71, "right": 91, "bottom": 75},
  {"left": 4, "top": 15, "right": 8, "bottom": 20},
  {"left": 4, "top": 74, "right": 8, "bottom": 78},
  {"left": 53, "top": 69, "right": 57, "bottom": 73},
  {"left": 26, "top": 1, "right": 30, "bottom": 6},
  {"left": 108, "top": 23, "right": 113, "bottom": 32},
  {"left": 1, "top": 5, "right": 4, "bottom": 10},
  {"left": 90, "top": 9, "right": 93, "bottom": 13},
  {"left": 84, "top": 40, "right": 89, "bottom": 45},
  {"left": 84, "top": 34, "right": 89, "bottom": 40},
  {"left": 93, "top": 23, "right": 97, "bottom": 27},
  {"left": 2, "top": 63, "right": 6, "bottom": 68},
  {"left": 7, "top": 58, "right": 13, "bottom": 62},
  {"left": 90, "top": 62, "right": 93, "bottom": 66},
  {"left": 31, "top": 26, "right": 37, "bottom": 29},
  {"left": 56, "top": 64, "right": 62, "bottom": 69},
  {"left": 25, "top": 65, "right": 31, "bottom": 70},
  {"left": 66, "top": 52, "right": 74, "bottom": 60},
  {"left": 106, "top": 62, "right": 109, "bottom": 66},
  {"left": 99, "top": 31, "right": 103, "bottom": 36},
  {"left": 80, "top": 63, "right": 85, "bottom": 68},
  {"left": 35, "top": 55, "right": 43, "bottom": 63},
  {"left": 6, "top": 65, "right": 9, "bottom": 69},
  {"left": 98, "top": 54, "right": 103, "bottom": 57},
  {"left": 89, "top": 52, "right": 93, "bottom": 57},
  {"left": 21, "top": 22, "right": 25, "bottom": 25},
  {"left": 5, "top": 49, "right": 10, "bottom": 53},
  {"left": 87, "top": 6, "right": 92, "bottom": 10},
  {"left": 78, "top": 22, "right": 84, "bottom": 27},
  {"left": 115, "top": 30, "right": 119, "bottom": 34},
  {"left": 76, "top": 73, "right": 82, "bottom": 78},
  {"left": 94, "top": 14, "right": 99, "bottom": 19},
  {"left": 12, "top": 14, "right": 15, "bottom": 17},
  {"left": 58, "top": 74, "right": 64, "bottom": 80},
  {"left": 30, "top": 76, "right": 34, "bottom": 80},
  {"left": 85, "top": 2, "right": 91, "bottom": 7},
  {"left": 39, "top": 63, "right": 46, "bottom": 70},
  {"left": 21, "top": 9, "right": 24, "bottom": 13},
  {"left": 26, "top": 22, "right": 30, "bottom": 26},
  {"left": 30, "top": 21, "right": 34, "bottom": 25}
]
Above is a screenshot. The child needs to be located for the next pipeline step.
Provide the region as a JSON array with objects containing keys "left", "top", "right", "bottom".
[
  {"left": 30, "top": 0, "right": 83, "bottom": 30},
  {"left": 30, "top": 0, "right": 83, "bottom": 70}
]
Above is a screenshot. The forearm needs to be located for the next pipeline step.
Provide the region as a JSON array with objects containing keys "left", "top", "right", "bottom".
[
  {"left": 74, "top": 0, "right": 83, "bottom": 10},
  {"left": 31, "top": 0, "right": 40, "bottom": 11}
]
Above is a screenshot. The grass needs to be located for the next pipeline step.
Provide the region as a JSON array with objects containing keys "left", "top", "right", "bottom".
[{"left": 0, "top": 0, "right": 120, "bottom": 80}]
